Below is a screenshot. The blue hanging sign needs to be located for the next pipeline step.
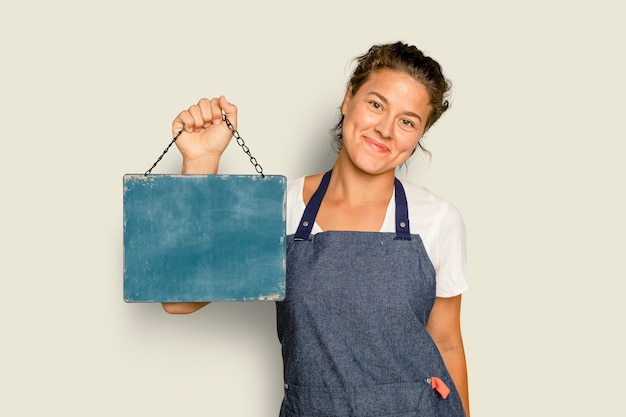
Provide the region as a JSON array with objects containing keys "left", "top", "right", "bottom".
[{"left": 123, "top": 174, "right": 286, "bottom": 302}]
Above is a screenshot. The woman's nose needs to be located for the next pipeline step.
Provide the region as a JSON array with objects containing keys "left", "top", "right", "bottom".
[{"left": 375, "top": 114, "right": 394, "bottom": 139}]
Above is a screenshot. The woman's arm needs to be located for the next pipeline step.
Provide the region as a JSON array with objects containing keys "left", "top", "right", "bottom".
[
  {"left": 160, "top": 96, "right": 238, "bottom": 314},
  {"left": 173, "top": 96, "right": 238, "bottom": 174},
  {"left": 426, "top": 294, "right": 470, "bottom": 416},
  {"left": 161, "top": 302, "right": 209, "bottom": 314}
]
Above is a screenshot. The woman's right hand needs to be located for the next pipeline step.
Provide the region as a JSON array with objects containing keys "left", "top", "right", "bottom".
[{"left": 172, "top": 96, "right": 238, "bottom": 174}]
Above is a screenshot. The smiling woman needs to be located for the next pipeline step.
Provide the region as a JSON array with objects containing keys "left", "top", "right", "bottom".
[{"left": 162, "top": 41, "right": 470, "bottom": 417}]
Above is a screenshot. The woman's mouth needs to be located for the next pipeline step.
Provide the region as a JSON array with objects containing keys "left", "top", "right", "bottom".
[{"left": 364, "top": 137, "right": 388, "bottom": 153}]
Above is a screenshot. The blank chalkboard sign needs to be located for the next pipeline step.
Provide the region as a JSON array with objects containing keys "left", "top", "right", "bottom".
[{"left": 123, "top": 174, "right": 286, "bottom": 302}]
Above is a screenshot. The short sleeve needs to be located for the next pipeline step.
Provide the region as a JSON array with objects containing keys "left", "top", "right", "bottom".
[
  {"left": 432, "top": 201, "right": 468, "bottom": 297},
  {"left": 399, "top": 181, "right": 468, "bottom": 298}
]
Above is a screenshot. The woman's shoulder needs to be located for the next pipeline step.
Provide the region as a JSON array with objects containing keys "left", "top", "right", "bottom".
[
  {"left": 398, "top": 179, "right": 464, "bottom": 225},
  {"left": 287, "top": 176, "right": 306, "bottom": 203},
  {"left": 287, "top": 176, "right": 305, "bottom": 192},
  {"left": 286, "top": 176, "right": 309, "bottom": 235},
  {"left": 399, "top": 179, "right": 451, "bottom": 207}
]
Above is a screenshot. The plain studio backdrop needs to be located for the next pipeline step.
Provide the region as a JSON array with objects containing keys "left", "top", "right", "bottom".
[{"left": 1, "top": 1, "right": 624, "bottom": 415}]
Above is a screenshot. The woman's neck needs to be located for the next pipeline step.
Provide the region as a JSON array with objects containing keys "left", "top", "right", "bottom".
[
  {"left": 327, "top": 153, "right": 396, "bottom": 206},
  {"left": 304, "top": 155, "right": 396, "bottom": 232}
]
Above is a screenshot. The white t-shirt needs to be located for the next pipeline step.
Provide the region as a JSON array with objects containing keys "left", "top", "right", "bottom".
[{"left": 285, "top": 176, "right": 468, "bottom": 298}]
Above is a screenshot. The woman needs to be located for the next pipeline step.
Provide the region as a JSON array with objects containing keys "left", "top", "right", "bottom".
[{"left": 163, "top": 41, "right": 470, "bottom": 417}]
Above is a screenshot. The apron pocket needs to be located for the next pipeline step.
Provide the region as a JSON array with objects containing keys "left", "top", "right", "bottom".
[
  {"left": 355, "top": 381, "right": 435, "bottom": 417},
  {"left": 281, "top": 381, "right": 438, "bottom": 417},
  {"left": 282, "top": 383, "right": 352, "bottom": 416}
]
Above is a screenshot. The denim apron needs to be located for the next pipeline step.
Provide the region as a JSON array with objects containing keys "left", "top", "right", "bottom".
[{"left": 276, "top": 170, "right": 466, "bottom": 417}]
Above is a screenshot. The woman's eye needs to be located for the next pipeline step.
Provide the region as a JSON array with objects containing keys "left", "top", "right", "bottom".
[
  {"left": 400, "top": 119, "right": 415, "bottom": 128},
  {"left": 370, "top": 101, "right": 382, "bottom": 110}
]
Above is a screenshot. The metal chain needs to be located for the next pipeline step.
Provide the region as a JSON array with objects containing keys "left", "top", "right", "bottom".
[
  {"left": 144, "top": 114, "right": 265, "bottom": 177},
  {"left": 144, "top": 130, "right": 184, "bottom": 176},
  {"left": 222, "top": 116, "right": 265, "bottom": 177}
]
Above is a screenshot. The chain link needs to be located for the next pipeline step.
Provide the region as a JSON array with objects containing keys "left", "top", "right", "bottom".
[{"left": 144, "top": 114, "right": 265, "bottom": 177}]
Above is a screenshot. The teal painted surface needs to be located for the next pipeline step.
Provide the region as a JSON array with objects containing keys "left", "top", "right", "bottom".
[{"left": 123, "top": 174, "right": 286, "bottom": 302}]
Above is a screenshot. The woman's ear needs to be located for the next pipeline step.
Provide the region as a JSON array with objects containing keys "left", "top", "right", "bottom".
[{"left": 341, "top": 85, "right": 353, "bottom": 116}]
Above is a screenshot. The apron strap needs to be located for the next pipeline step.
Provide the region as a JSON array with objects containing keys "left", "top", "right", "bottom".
[
  {"left": 294, "top": 170, "right": 332, "bottom": 240},
  {"left": 294, "top": 170, "right": 412, "bottom": 240},
  {"left": 394, "top": 178, "right": 411, "bottom": 240}
]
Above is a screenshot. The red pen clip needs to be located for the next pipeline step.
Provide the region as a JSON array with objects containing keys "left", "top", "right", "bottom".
[{"left": 430, "top": 376, "right": 450, "bottom": 399}]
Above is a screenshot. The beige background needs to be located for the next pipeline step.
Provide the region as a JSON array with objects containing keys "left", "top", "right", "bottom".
[{"left": 1, "top": 0, "right": 624, "bottom": 415}]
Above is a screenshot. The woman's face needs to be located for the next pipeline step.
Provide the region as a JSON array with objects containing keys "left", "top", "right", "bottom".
[{"left": 340, "top": 69, "right": 432, "bottom": 175}]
